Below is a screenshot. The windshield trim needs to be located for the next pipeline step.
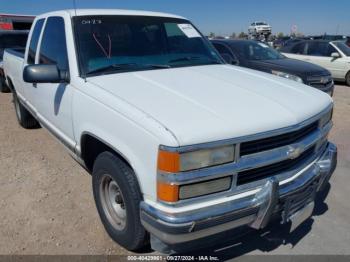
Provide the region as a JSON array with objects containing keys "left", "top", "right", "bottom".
[
  {"left": 72, "top": 15, "right": 224, "bottom": 78},
  {"left": 85, "top": 62, "right": 221, "bottom": 78}
]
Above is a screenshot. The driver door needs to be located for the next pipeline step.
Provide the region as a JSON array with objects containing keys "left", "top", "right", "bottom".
[{"left": 33, "top": 16, "right": 75, "bottom": 150}]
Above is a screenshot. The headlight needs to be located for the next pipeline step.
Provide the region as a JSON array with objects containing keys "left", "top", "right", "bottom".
[
  {"left": 157, "top": 145, "right": 235, "bottom": 202},
  {"left": 158, "top": 145, "right": 235, "bottom": 173},
  {"left": 319, "top": 107, "right": 333, "bottom": 127},
  {"left": 180, "top": 145, "right": 235, "bottom": 171},
  {"left": 272, "top": 70, "right": 304, "bottom": 83}
]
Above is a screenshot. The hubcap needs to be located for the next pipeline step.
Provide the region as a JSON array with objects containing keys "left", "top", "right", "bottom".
[{"left": 100, "top": 175, "right": 126, "bottom": 231}]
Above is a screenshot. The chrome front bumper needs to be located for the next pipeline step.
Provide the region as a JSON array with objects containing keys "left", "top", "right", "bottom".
[{"left": 140, "top": 142, "right": 337, "bottom": 245}]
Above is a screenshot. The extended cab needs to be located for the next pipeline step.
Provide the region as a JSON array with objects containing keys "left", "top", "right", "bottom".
[{"left": 3, "top": 10, "right": 337, "bottom": 252}]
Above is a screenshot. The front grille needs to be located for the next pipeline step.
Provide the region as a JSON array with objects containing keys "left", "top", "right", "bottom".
[
  {"left": 307, "top": 75, "right": 333, "bottom": 91},
  {"left": 309, "top": 81, "right": 333, "bottom": 90},
  {"left": 237, "top": 146, "right": 315, "bottom": 186},
  {"left": 240, "top": 121, "right": 319, "bottom": 156}
]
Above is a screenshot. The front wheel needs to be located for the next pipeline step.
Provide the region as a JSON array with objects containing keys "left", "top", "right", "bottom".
[
  {"left": 0, "top": 76, "right": 10, "bottom": 93},
  {"left": 92, "top": 152, "right": 148, "bottom": 251},
  {"left": 346, "top": 71, "right": 350, "bottom": 86}
]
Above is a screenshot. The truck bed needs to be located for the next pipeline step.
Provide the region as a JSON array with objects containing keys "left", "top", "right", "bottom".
[{"left": 3, "top": 47, "right": 25, "bottom": 94}]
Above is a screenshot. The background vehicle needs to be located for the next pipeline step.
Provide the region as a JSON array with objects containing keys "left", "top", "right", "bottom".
[
  {"left": 248, "top": 21, "right": 272, "bottom": 41},
  {"left": 248, "top": 21, "right": 272, "bottom": 35},
  {"left": 281, "top": 40, "right": 350, "bottom": 85},
  {"left": 273, "top": 36, "right": 291, "bottom": 49},
  {"left": 3, "top": 9, "right": 336, "bottom": 253},
  {"left": 0, "top": 30, "right": 28, "bottom": 92},
  {"left": 0, "top": 13, "right": 34, "bottom": 30},
  {"left": 312, "top": 34, "right": 349, "bottom": 41},
  {"left": 345, "top": 38, "right": 350, "bottom": 47},
  {"left": 212, "top": 39, "right": 334, "bottom": 95}
]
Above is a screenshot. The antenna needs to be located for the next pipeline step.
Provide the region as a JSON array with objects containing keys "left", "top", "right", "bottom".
[{"left": 73, "top": 0, "right": 78, "bottom": 16}]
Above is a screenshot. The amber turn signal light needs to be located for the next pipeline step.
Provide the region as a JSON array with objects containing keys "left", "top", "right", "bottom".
[
  {"left": 157, "top": 182, "right": 179, "bottom": 202},
  {"left": 157, "top": 150, "right": 180, "bottom": 173}
]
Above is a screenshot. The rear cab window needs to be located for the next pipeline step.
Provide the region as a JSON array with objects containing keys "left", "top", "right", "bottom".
[{"left": 27, "top": 19, "right": 44, "bottom": 64}]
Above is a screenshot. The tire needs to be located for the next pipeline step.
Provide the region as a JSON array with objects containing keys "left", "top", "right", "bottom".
[
  {"left": 0, "top": 77, "right": 10, "bottom": 93},
  {"left": 13, "top": 91, "right": 39, "bottom": 129},
  {"left": 92, "top": 151, "right": 148, "bottom": 251},
  {"left": 346, "top": 71, "right": 350, "bottom": 86}
]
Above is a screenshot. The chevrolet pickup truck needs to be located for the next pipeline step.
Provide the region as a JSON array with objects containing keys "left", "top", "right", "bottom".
[{"left": 3, "top": 9, "right": 337, "bottom": 252}]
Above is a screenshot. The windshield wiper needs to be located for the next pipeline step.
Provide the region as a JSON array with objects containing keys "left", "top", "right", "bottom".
[
  {"left": 86, "top": 63, "right": 171, "bottom": 76},
  {"left": 168, "top": 56, "right": 222, "bottom": 65},
  {"left": 86, "top": 63, "right": 139, "bottom": 75},
  {"left": 145, "top": 64, "right": 171, "bottom": 69},
  {"left": 168, "top": 56, "right": 202, "bottom": 63}
]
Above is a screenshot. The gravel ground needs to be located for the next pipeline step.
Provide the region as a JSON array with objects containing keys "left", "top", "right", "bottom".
[{"left": 0, "top": 84, "right": 349, "bottom": 257}]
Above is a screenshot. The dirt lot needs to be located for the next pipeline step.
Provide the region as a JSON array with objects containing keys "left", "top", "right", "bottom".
[{"left": 0, "top": 84, "right": 350, "bottom": 257}]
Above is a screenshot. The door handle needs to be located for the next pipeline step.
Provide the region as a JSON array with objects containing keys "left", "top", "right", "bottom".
[{"left": 32, "top": 83, "right": 37, "bottom": 88}]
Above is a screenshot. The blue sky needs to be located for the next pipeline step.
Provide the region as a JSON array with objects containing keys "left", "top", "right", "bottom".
[{"left": 2, "top": 0, "right": 350, "bottom": 36}]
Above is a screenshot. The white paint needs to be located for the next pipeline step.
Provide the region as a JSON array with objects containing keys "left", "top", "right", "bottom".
[{"left": 3, "top": 9, "right": 333, "bottom": 208}]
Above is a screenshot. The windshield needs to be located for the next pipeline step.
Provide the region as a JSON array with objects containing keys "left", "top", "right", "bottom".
[
  {"left": 256, "top": 22, "right": 267, "bottom": 26},
  {"left": 238, "top": 41, "right": 285, "bottom": 60},
  {"left": 333, "top": 41, "right": 350, "bottom": 56},
  {"left": 73, "top": 15, "right": 223, "bottom": 76}
]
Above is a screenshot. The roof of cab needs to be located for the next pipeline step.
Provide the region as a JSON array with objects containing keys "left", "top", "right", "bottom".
[{"left": 36, "top": 9, "right": 186, "bottom": 20}]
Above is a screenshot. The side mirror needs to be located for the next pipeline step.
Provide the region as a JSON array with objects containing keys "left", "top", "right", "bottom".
[
  {"left": 221, "top": 53, "right": 239, "bottom": 65},
  {"left": 331, "top": 52, "right": 341, "bottom": 59},
  {"left": 23, "top": 64, "right": 69, "bottom": 84}
]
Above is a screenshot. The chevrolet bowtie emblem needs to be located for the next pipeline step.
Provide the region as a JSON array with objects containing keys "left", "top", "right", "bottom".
[
  {"left": 320, "top": 77, "right": 328, "bottom": 84},
  {"left": 287, "top": 147, "right": 303, "bottom": 159}
]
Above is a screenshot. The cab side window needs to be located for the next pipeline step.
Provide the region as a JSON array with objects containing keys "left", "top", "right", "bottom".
[
  {"left": 39, "top": 17, "right": 68, "bottom": 71},
  {"left": 306, "top": 42, "right": 338, "bottom": 57},
  {"left": 27, "top": 19, "right": 45, "bottom": 64}
]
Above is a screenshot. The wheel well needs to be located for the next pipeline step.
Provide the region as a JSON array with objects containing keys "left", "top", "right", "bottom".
[
  {"left": 6, "top": 77, "right": 15, "bottom": 92},
  {"left": 80, "top": 134, "right": 131, "bottom": 173}
]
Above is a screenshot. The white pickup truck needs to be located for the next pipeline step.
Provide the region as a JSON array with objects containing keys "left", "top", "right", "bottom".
[{"left": 3, "top": 9, "right": 337, "bottom": 252}]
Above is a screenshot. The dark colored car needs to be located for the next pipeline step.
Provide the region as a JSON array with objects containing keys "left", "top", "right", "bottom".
[
  {"left": 0, "top": 30, "right": 28, "bottom": 92},
  {"left": 211, "top": 39, "right": 334, "bottom": 95},
  {"left": 273, "top": 36, "right": 291, "bottom": 49}
]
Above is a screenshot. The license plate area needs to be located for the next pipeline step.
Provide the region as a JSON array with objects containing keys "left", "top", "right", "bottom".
[
  {"left": 281, "top": 181, "right": 317, "bottom": 226},
  {"left": 289, "top": 201, "right": 314, "bottom": 232}
]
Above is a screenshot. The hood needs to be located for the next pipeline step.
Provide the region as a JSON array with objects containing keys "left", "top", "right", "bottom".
[
  {"left": 249, "top": 58, "right": 329, "bottom": 77},
  {"left": 88, "top": 65, "right": 332, "bottom": 146}
]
